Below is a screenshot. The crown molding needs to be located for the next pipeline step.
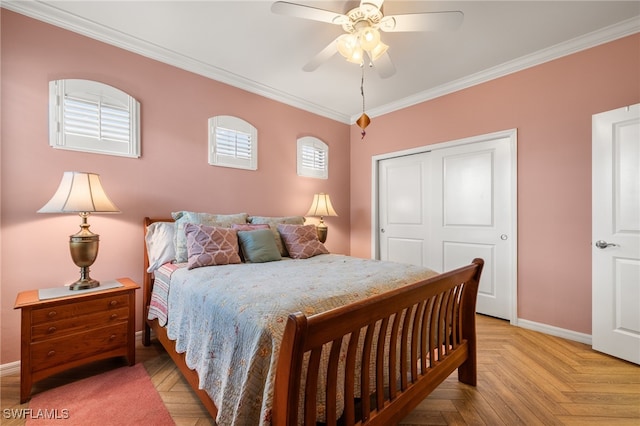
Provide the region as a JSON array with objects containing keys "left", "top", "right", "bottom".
[
  {"left": 356, "top": 16, "right": 640, "bottom": 123},
  {"left": 3, "top": 1, "right": 637, "bottom": 125},
  {"left": 1, "top": 0, "right": 351, "bottom": 123}
]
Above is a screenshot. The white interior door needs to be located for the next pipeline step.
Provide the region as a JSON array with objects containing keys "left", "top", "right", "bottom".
[
  {"left": 592, "top": 104, "right": 640, "bottom": 364},
  {"left": 377, "top": 130, "right": 517, "bottom": 321}
]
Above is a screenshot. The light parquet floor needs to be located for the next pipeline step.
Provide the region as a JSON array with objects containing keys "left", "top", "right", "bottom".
[{"left": 1, "top": 315, "right": 638, "bottom": 425}]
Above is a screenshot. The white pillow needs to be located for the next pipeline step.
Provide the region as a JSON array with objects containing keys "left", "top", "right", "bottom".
[{"left": 145, "top": 222, "right": 175, "bottom": 272}]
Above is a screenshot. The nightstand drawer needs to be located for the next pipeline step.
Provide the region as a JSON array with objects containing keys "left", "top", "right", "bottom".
[
  {"left": 31, "top": 322, "right": 129, "bottom": 372},
  {"left": 31, "top": 294, "right": 129, "bottom": 325},
  {"left": 31, "top": 307, "right": 129, "bottom": 341}
]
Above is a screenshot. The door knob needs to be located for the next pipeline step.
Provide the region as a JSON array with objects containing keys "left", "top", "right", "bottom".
[{"left": 595, "top": 240, "right": 617, "bottom": 249}]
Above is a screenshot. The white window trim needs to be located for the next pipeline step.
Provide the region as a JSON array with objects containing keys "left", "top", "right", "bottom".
[
  {"left": 49, "top": 79, "right": 140, "bottom": 158},
  {"left": 208, "top": 115, "right": 258, "bottom": 171},
  {"left": 297, "top": 136, "right": 328, "bottom": 179}
]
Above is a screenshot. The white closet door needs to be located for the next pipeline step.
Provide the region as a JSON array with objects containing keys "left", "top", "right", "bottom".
[
  {"left": 378, "top": 153, "right": 430, "bottom": 267},
  {"left": 377, "top": 131, "right": 516, "bottom": 321}
]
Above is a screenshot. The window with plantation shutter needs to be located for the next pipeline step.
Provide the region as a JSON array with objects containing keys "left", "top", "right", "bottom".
[
  {"left": 49, "top": 79, "right": 140, "bottom": 158},
  {"left": 208, "top": 116, "right": 258, "bottom": 170},
  {"left": 297, "top": 136, "right": 328, "bottom": 179}
]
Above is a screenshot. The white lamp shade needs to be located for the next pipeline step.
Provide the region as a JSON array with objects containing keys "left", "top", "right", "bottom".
[
  {"left": 306, "top": 193, "right": 338, "bottom": 217},
  {"left": 38, "top": 171, "right": 120, "bottom": 213}
]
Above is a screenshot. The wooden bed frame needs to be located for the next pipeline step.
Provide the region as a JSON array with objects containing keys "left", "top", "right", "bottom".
[{"left": 142, "top": 217, "right": 484, "bottom": 425}]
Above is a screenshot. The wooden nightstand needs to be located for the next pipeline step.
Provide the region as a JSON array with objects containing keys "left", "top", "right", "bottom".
[{"left": 14, "top": 277, "right": 139, "bottom": 403}]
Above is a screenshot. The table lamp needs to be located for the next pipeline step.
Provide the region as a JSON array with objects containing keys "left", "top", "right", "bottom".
[
  {"left": 306, "top": 193, "right": 338, "bottom": 243},
  {"left": 38, "top": 172, "right": 120, "bottom": 290}
]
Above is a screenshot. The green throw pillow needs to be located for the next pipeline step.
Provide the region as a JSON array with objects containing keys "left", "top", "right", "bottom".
[{"left": 237, "top": 229, "right": 282, "bottom": 263}]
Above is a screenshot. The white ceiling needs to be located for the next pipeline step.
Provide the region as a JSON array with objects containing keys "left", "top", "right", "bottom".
[{"left": 4, "top": 1, "right": 640, "bottom": 123}]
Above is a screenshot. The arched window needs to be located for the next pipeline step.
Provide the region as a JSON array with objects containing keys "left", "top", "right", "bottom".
[
  {"left": 208, "top": 115, "right": 258, "bottom": 170},
  {"left": 49, "top": 79, "right": 140, "bottom": 158},
  {"left": 297, "top": 136, "right": 328, "bottom": 179}
]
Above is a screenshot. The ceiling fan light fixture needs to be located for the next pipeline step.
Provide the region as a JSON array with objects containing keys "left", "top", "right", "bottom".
[
  {"left": 337, "top": 34, "right": 364, "bottom": 64},
  {"left": 347, "top": 47, "right": 364, "bottom": 64},
  {"left": 359, "top": 27, "right": 381, "bottom": 51},
  {"left": 336, "top": 34, "right": 357, "bottom": 58},
  {"left": 369, "top": 40, "right": 388, "bottom": 61}
]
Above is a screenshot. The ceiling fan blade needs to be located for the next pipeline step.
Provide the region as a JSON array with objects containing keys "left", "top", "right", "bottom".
[
  {"left": 360, "top": 0, "right": 385, "bottom": 11},
  {"left": 380, "top": 11, "right": 464, "bottom": 32},
  {"left": 303, "top": 38, "right": 339, "bottom": 72},
  {"left": 271, "top": 1, "right": 347, "bottom": 25},
  {"left": 368, "top": 51, "right": 396, "bottom": 78}
]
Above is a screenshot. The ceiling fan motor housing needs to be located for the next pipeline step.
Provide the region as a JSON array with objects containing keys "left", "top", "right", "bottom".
[{"left": 339, "top": 5, "right": 383, "bottom": 34}]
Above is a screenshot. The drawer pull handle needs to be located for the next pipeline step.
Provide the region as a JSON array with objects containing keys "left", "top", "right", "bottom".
[
  {"left": 110, "top": 314, "right": 118, "bottom": 320},
  {"left": 109, "top": 334, "right": 117, "bottom": 340},
  {"left": 48, "top": 311, "right": 57, "bottom": 318},
  {"left": 109, "top": 300, "right": 118, "bottom": 307},
  {"left": 47, "top": 327, "right": 57, "bottom": 334},
  {"left": 47, "top": 350, "right": 56, "bottom": 357}
]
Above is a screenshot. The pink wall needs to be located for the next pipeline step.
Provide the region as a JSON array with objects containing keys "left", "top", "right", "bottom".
[
  {"left": 349, "top": 34, "right": 640, "bottom": 335},
  {"left": 1, "top": 9, "right": 638, "bottom": 365},
  {"left": 0, "top": 11, "right": 350, "bottom": 364}
]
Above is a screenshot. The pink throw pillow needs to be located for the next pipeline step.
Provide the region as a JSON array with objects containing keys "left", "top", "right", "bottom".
[
  {"left": 277, "top": 224, "right": 329, "bottom": 259},
  {"left": 185, "top": 223, "right": 241, "bottom": 269}
]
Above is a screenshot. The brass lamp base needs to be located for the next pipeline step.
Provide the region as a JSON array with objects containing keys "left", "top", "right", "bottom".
[
  {"left": 69, "top": 276, "right": 100, "bottom": 291},
  {"left": 316, "top": 219, "right": 328, "bottom": 244},
  {"left": 68, "top": 212, "right": 100, "bottom": 291}
]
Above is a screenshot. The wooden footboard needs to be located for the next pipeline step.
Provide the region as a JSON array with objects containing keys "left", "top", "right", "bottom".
[
  {"left": 273, "top": 259, "right": 483, "bottom": 426},
  {"left": 143, "top": 217, "right": 483, "bottom": 425}
]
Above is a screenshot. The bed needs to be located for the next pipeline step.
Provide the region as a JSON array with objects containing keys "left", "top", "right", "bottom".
[{"left": 142, "top": 214, "right": 483, "bottom": 425}]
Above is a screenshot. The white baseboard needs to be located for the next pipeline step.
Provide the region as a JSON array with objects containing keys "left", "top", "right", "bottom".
[
  {"left": 517, "top": 318, "right": 592, "bottom": 345},
  {"left": 0, "top": 360, "right": 20, "bottom": 377},
  {"left": 0, "top": 330, "right": 147, "bottom": 378}
]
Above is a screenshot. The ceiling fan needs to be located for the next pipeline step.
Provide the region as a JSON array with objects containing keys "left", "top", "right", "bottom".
[{"left": 271, "top": 0, "right": 464, "bottom": 78}]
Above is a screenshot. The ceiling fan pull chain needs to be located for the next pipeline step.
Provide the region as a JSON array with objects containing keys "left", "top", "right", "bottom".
[
  {"left": 357, "top": 64, "right": 371, "bottom": 139},
  {"left": 361, "top": 65, "right": 365, "bottom": 108}
]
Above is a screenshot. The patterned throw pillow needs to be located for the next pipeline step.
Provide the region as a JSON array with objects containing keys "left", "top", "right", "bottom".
[
  {"left": 185, "top": 223, "right": 241, "bottom": 269},
  {"left": 277, "top": 224, "right": 329, "bottom": 259},
  {"left": 172, "top": 211, "right": 248, "bottom": 262}
]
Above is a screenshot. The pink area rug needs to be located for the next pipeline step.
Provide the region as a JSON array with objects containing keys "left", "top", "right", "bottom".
[{"left": 26, "top": 363, "right": 174, "bottom": 425}]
